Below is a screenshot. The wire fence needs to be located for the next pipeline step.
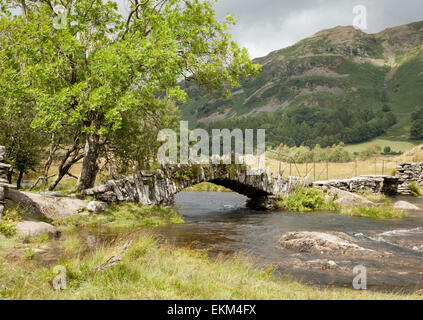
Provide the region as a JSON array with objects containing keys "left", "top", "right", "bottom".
[{"left": 266, "top": 150, "right": 400, "bottom": 182}]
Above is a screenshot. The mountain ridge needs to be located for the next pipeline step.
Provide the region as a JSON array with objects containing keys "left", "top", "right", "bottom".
[{"left": 180, "top": 20, "right": 423, "bottom": 146}]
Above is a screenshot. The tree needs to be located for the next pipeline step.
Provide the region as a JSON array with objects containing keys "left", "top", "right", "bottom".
[
  {"left": 0, "top": 0, "right": 260, "bottom": 191},
  {"left": 410, "top": 119, "right": 423, "bottom": 140}
]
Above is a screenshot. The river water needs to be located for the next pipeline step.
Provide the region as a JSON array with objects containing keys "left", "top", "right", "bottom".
[{"left": 151, "top": 192, "right": 423, "bottom": 293}]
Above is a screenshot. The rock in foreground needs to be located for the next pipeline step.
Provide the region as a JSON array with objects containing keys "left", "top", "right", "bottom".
[
  {"left": 278, "top": 231, "right": 375, "bottom": 256},
  {"left": 16, "top": 220, "right": 60, "bottom": 239},
  {"left": 7, "top": 189, "right": 88, "bottom": 220},
  {"left": 86, "top": 201, "right": 108, "bottom": 213}
]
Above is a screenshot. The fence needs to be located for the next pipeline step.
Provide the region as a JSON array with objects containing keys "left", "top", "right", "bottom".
[{"left": 266, "top": 151, "right": 400, "bottom": 182}]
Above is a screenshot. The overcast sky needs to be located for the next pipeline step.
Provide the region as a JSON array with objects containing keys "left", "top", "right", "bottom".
[
  {"left": 115, "top": 0, "right": 423, "bottom": 58},
  {"left": 211, "top": 0, "right": 423, "bottom": 58}
]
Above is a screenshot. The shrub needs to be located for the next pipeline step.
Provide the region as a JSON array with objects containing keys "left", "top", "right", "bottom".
[
  {"left": 275, "top": 186, "right": 329, "bottom": 212},
  {"left": 409, "top": 181, "right": 422, "bottom": 197},
  {"left": 0, "top": 207, "right": 21, "bottom": 237}
]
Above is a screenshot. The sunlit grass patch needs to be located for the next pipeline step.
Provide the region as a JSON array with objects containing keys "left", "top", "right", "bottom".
[
  {"left": 356, "top": 190, "right": 387, "bottom": 203},
  {"left": 340, "top": 201, "right": 407, "bottom": 220},
  {"left": 54, "top": 203, "right": 184, "bottom": 231},
  {"left": 184, "top": 182, "right": 232, "bottom": 192}
]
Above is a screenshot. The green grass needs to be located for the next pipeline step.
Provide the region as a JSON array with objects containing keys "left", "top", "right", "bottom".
[
  {"left": 275, "top": 187, "right": 337, "bottom": 212},
  {"left": 0, "top": 234, "right": 421, "bottom": 300},
  {"left": 340, "top": 201, "right": 407, "bottom": 219},
  {"left": 184, "top": 182, "right": 232, "bottom": 192},
  {"left": 345, "top": 139, "right": 417, "bottom": 154},
  {"left": 409, "top": 181, "right": 422, "bottom": 197},
  {"left": 356, "top": 190, "right": 387, "bottom": 203},
  {"left": 54, "top": 203, "right": 184, "bottom": 232},
  {"left": 0, "top": 207, "right": 21, "bottom": 237}
]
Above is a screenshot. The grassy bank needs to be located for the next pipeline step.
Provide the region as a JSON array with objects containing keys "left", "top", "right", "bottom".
[
  {"left": 275, "top": 187, "right": 407, "bottom": 219},
  {"left": 53, "top": 203, "right": 184, "bottom": 232},
  {"left": 0, "top": 233, "right": 421, "bottom": 299}
]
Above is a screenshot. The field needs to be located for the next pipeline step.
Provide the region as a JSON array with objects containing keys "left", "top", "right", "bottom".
[
  {"left": 266, "top": 144, "right": 423, "bottom": 181},
  {"left": 344, "top": 139, "right": 418, "bottom": 153}
]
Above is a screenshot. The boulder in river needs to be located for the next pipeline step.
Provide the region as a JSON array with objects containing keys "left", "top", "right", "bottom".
[
  {"left": 327, "top": 187, "right": 375, "bottom": 207},
  {"left": 278, "top": 231, "right": 375, "bottom": 256},
  {"left": 393, "top": 201, "right": 420, "bottom": 211}
]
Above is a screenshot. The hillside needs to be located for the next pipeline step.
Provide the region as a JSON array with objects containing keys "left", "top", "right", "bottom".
[{"left": 180, "top": 21, "right": 423, "bottom": 147}]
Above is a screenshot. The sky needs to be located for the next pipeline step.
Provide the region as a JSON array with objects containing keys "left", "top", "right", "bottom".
[{"left": 210, "top": 0, "right": 423, "bottom": 58}]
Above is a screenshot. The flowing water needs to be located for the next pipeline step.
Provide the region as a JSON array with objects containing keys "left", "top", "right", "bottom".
[
  {"left": 41, "top": 192, "right": 423, "bottom": 293},
  {"left": 156, "top": 192, "right": 423, "bottom": 293}
]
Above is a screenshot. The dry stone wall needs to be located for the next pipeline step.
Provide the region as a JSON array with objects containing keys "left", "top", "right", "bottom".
[{"left": 395, "top": 162, "right": 423, "bottom": 195}]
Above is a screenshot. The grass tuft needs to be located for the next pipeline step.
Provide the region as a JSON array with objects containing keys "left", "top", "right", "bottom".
[
  {"left": 409, "top": 181, "right": 422, "bottom": 197},
  {"left": 340, "top": 200, "right": 407, "bottom": 219}
]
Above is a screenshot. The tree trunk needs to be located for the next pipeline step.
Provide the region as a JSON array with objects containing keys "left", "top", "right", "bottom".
[
  {"left": 77, "top": 134, "right": 100, "bottom": 191},
  {"left": 16, "top": 168, "right": 24, "bottom": 190}
]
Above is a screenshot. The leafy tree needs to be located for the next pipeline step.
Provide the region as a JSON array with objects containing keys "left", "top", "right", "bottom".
[
  {"left": 410, "top": 119, "right": 423, "bottom": 140},
  {"left": 411, "top": 107, "right": 423, "bottom": 121},
  {"left": 383, "top": 146, "right": 391, "bottom": 154},
  {"left": 0, "top": 0, "right": 260, "bottom": 190}
]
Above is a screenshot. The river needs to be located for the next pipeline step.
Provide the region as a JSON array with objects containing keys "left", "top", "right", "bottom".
[{"left": 151, "top": 192, "right": 423, "bottom": 293}]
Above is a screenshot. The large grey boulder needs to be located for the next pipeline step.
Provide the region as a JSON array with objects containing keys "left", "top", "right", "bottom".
[
  {"left": 278, "top": 231, "right": 376, "bottom": 256},
  {"left": 393, "top": 201, "right": 420, "bottom": 211},
  {"left": 326, "top": 187, "right": 375, "bottom": 207},
  {"left": 16, "top": 220, "right": 60, "bottom": 238},
  {"left": 7, "top": 189, "right": 88, "bottom": 220}
]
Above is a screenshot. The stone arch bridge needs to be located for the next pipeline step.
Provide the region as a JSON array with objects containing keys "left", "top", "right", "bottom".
[{"left": 82, "top": 164, "right": 301, "bottom": 209}]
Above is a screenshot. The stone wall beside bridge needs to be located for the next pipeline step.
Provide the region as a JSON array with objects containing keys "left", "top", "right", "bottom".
[{"left": 313, "top": 162, "right": 423, "bottom": 196}]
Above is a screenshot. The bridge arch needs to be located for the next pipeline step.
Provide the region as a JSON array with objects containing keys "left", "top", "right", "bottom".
[{"left": 82, "top": 164, "right": 299, "bottom": 210}]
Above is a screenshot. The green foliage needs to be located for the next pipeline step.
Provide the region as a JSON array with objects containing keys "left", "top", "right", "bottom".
[
  {"left": 410, "top": 119, "right": 423, "bottom": 140},
  {"left": 199, "top": 105, "right": 397, "bottom": 149},
  {"left": 409, "top": 181, "right": 422, "bottom": 197},
  {"left": 275, "top": 186, "right": 333, "bottom": 212},
  {"left": 0, "top": 0, "right": 260, "bottom": 187},
  {"left": 270, "top": 143, "right": 353, "bottom": 163},
  {"left": 0, "top": 207, "right": 21, "bottom": 237},
  {"left": 358, "top": 145, "right": 382, "bottom": 160}
]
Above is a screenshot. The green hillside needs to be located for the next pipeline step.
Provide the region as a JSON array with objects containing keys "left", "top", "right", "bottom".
[{"left": 180, "top": 21, "right": 423, "bottom": 147}]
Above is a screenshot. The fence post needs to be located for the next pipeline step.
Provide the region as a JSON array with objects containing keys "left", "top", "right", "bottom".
[
  {"left": 289, "top": 162, "right": 292, "bottom": 177},
  {"left": 355, "top": 160, "right": 358, "bottom": 177},
  {"left": 326, "top": 161, "right": 329, "bottom": 180},
  {"left": 375, "top": 158, "right": 377, "bottom": 175},
  {"left": 382, "top": 160, "right": 385, "bottom": 175},
  {"left": 313, "top": 162, "right": 316, "bottom": 181}
]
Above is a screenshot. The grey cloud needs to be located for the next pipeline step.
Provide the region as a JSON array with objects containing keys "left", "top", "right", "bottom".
[
  {"left": 214, "top": 0, "right": 423, "bottom": 58},
  {"left": 115, "top": 0, "right": 423, "bottom": 58}
]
